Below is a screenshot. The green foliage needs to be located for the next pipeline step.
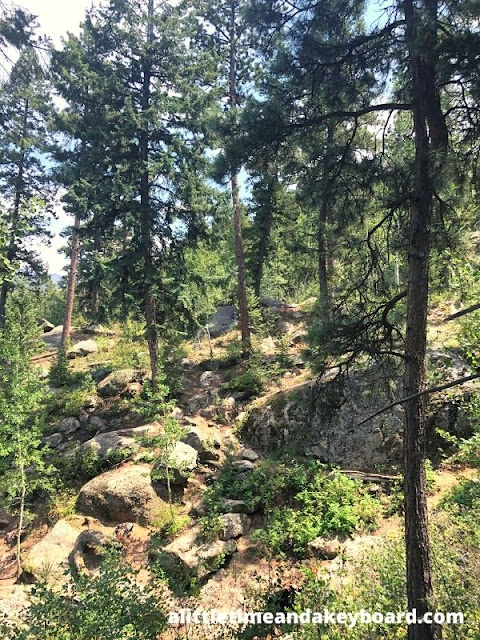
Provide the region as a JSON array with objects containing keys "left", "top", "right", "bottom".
[
  {"left": 4, "top": 549, "right": 167, "bottom": 640},
  {"left": 0, "top": 288, "right": 56, "bottom": 527},
  {"left": 459, "top": 311, "right": 480, "bottom": 370},
  {"left": 58, "top": 445, "right": 134, "bottom": 485},
  {"left": 252, "top": 469, "right": 380, "bottom": 557},
  {"left": 48, "top": 348, "right": 73, "bottom": 387},
  {"left": 226, "top": 367, "right": 265, "bottom": 397},
  {"left": 47, "top": 372, "right": 97, "bottom": 419}
]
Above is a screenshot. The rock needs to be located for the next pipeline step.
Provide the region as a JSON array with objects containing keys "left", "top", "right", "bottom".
[
  {"left": 186, "top": 392, "right": 213, "bottom": 415},
  {"left": 157, "top": 442, "right": 198, "bottom": 486},
  {"left": 220, "top": 396, "right": 236, "bottom": 421},
  {"left": 120, "top": 382, "right": 143, "bottom": 399},
  {"left": 97, "top": 369, "right": 143, "bottom": 397},
  {"left": 83, "top": 396, "right": 98, "bottom": 411},
  {"left": 219, "top": 513, "right": 249, "bottom": 540},
  {"left": 307, "top": 535, "right": 344, "bottom": 560},
  {"left": 87, "top": 415, "right": 107, "bottom": 431},
  {"left": 259, "top": 336, "right": 277, "bottom": 355},
  {"left": 77, "top": 424, "right": 160, "bottom": 460},
  {"left": 289, "top": 329, "right": 307, "bottom": 346},
  {"left": 76, "top": 464, "right": 168, "bottom": 525},
  {"left": 40, "top": 318, "right": 55, "bottom": 333},
  {"left": 200, "top": 405, "right": 217, "bottom": 420},
  {"left": 78, "top": 410, "right": 89, "bottom": 424},
  {"left": 274, "top": 320, "right": 295, "bottom": 336},
  {"left": 237, "top": 447, "right": 259, "bottom": 462},
  {"left": 41, "top": 325, "right": 64, "bottom": 349},
  {"left": 68, "top": 529, "right": 108, "bottom": 573},
  {"left": 59, "top": 417, "right": 81, "bottom": 435},
  {"left": 182, "top": 427, "right": 207, "bottom": 453},
  {"left": 200, "top": 371, "right": 221, "bottom": 388},
  {"left": 242, "top": 368, "right": 404, "bottom": 472},
  {"left": 83, "top": 324, "right": 115, "bottom": 336},
  {"left": 160, "top": 528, "right": 236, "bottom": 580},
  {"left": 0, "top": 584, "right": 30, "bottom": 623},
  {"left": 43, "top": 433, "right": 63, "bottom": 448},
  {"left": 220, "top": 499, "right": 254, "bottom": 514},
  {"left": 199, "top": 449, "right": 220, "bottom": 463},
  {"left": 207, "top": 305, "right": 237, "bottom": 338},
  {"left": 23, "top": 520, "right": 81, "bottom": 583},
  {"left": 232, "top": 459, "right": 255, "bottom": 472},
  {"left": 170, "top": 407, "right": 184, "bottom": 420},
  {"left": 259, "top": 297, "right": 286, "bottom": 308},
  {"left": 67, "top": 339, "right": 98, "bottom": 359}
]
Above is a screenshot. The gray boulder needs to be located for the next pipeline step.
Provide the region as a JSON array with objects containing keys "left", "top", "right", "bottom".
[
  {"left": 157, "top": 442, "right": 198, "bottom": 486},
  {"left": 220, "top": 499, "right": 255, "bottom": 514},
  {"left": 160, "top": 527, "right": 236, "bottom": 580},
  {"left": 77, "top": 424, "right": 159, "bottom": 460},
  {"left": 76, "top": 464, "right": 168, "bottom": 524},
  {"left": 23, "top": 520, "right": 81, "bottom": 583},
  {"left": 43, "top": 433, "right": 63, "bottom": 448},
  {"left": 67, "top": 339, "right": 98, "bottom": 359},
  {"left": 41, "top": 319, "right": 55, "bottom": 333},
  {"left": 219, "top": 513, "right": 249, "bottom": 540},
  {"left": 307, "top": 535, "right": 344, "bottom": 560},
  {"left": 199, "top": 371, "right": 222, "bottom": 388},
  {"left": 97, "top": 369, "right": 143, "bottom": 397},
  {"left": 42, "top": 325, "right": 64, "bottom": 349},
  {"left": 59, "top": 417, "right": 81, "bottom": 435},
  {"left": 207, "top": 305, "right": 237, "bottom": 338}
]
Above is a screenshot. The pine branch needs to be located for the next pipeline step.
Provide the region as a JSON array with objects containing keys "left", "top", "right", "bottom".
[
  {"left": 443, "top": 303, "right": 480, "bottom": 322},
  {"left": 358, "top": 372, "right": 480, "bottom": 426}
]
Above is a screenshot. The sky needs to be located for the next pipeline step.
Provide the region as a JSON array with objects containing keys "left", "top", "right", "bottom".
[{"left": 18, "top": 0, "right": 103, "bottom": 274}]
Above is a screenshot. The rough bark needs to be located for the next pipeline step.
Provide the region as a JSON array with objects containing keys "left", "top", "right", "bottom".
[
  {"left": 61, "top": 213, "right": 81, "bottom": 348},
  {"left": 317, "top": 124, "right": 334, "bottom": 315},
  {"left": 140, "top": 0, "right": 159, "bottom": 389},
  {"left": 229, "top": 0, "right": 251, "bottom": 355},
  {"left": 403, "top": 0, "right": 446, "bottom": 637}
]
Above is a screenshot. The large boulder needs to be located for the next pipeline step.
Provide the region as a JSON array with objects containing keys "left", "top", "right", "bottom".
[
  {"left": 219, "top": 513, "right": 249, "bottom": 540},
  {"left": 207, "top": 305, "right": 237, "bottom": 338},
  {"left": 97, "top": 369, "right": 144, "bottom": 397},
  {"left": 159, "top": 527, "right": 236, "bottom": 580},
  {"left": 76, "top": 464, "right": 168, "bottom": 524},
  {"left": 42, "top": 325, "right": 64, "bottom": 349},
  {"left": 59, "top": 417, "right": 81, "bottom": 435},
  {"left": 77, "top": 424, "right": 160, "bottom": 460},
  {"left": 156, "top": 442, "right": 198, "bottom": 486},
  {"left": 241, "top": 368, "right": 404, "bottom": 472},
  {"left": 67, "top": 339, "right": 98, "bottom": 359},
  {"left": 23, "top": 520, "right": 81, "bottom": 583}
]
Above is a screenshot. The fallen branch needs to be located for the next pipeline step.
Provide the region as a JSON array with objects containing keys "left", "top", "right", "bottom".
[
  {"left": 358, "top": 371, "right": 480, "bottom": 425},
  {"left": 443, "top": 302, "right": 480, "bottom": 322}
]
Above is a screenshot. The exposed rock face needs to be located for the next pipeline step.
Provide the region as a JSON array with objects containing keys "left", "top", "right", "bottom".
[
  {"left": 67, "top": 339, "right": 98, "bottom": 359},
  {"left": 41, "top": 319, "right": 54, "bottom": 333},
  {"left": 97, "top": 369, "right": 144, "bottom": 397},
  {"left": 219, "top": 513, "right": 249, "bottom": 540},
  {"left": 307, "top": 535, "right": 344, "bottom": 560},
  {"left": 242, "top": 369, "right": 404, "bottom": 472},
  {"left": 160, "top": 527, "right": 236, "bottom": 580},
  {"left": 199, "top": 371, "right": 221, "bottom": 388},
  {"left": 207, "top": 305, "right": 237, "bottom": 337},
  {"left": 76, "top": 464, "right": 168, "bottom": 524},
  {"left": 76, "top": 424, "right": 159, "bottom": 460},
  {"left": 23, "top": 520, "right": 81, "bottom": 583}
]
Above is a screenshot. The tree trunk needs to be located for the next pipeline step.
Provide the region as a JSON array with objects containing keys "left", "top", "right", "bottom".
[
  {"left": 140, "top": 0, "right": 159, "bottom": 389},
  {"left": 91, "top": 226, "right": 101, "bottom": 319},
  {"left": 0, "top": 98, "right": 29, "bottom": 326},
  {"left": 403, "top": 0, "right": 446, "bottom": 637},
  {"left": 229, "top": 0, "right": 251, "bottom": 355},
  {"left": 61, "top": 213, "right": 81, "bottom": 348}
]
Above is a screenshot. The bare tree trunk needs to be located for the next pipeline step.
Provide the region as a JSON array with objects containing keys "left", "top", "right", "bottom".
[
  {"left": 140, "top": 0, "right": 159, "bottom": 389},
  {"left": 0, "top": 98, "right": 29, "bottom": 326},
  {"left": 229, "top": 0, "right": 251, "bottom": 355},
  {"left": 61, "top": 213, "right": 81, "bottom": 348},
  {"left": 91, "top": 226, "right": 101, "bottom": 319},
  {"left": 403, "top": 0, "right": 446, "bottom": 637}
]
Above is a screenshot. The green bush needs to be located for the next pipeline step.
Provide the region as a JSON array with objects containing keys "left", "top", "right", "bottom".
[
  {"left": 252, "top": 469, "right": 380, "bottom": 556},
  {"left": 2, "top": 549, "right": 167, "bottom": 640},
  {"left": 226, "top": 368, "right": 265, "bottom": 397}
]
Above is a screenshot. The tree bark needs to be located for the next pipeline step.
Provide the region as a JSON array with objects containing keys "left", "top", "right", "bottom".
[
  {"left": 0, "top": 98, "right": 29, "bottom": 325},
  {"left": 140, "top": 0, "right": 159, "bottom": 389},
  {"left": 61, "top": 213, "right": 81, "bottom": 348},
  {"left": 403, "top": 0, "right": 446, "bottom": 637},
  {"left": 229, "top": 0, "right": 251, "bottom": 355},
  {"left": 317, "top": 124, "right": 334, "bottom": 315}
]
